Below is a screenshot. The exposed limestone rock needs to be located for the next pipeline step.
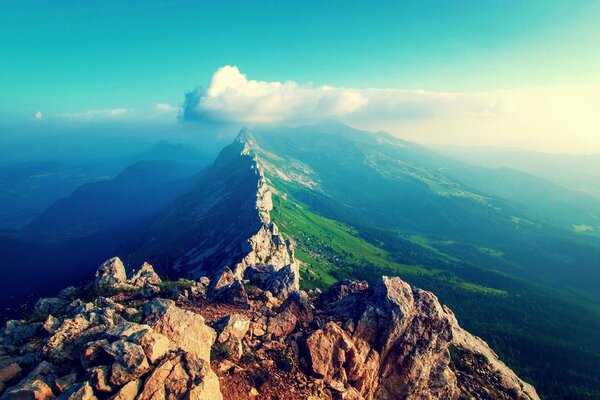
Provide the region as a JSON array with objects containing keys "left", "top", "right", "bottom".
[
  {"left": 214, "top": 314, "right": 250, "bottom": 360},
  {"left": 33, "top": 298, "right": 69, "bottom": 319},
  {"left": 54, "top": 374, "right": 77, "bottom": 393},
  {"left": 0, "top": 364, "right": 21, "bottom": 393},
  {"left": 0, "top": 242, "right": 538, "bottom": 400},
  {"left": 57, "top": 381, "right": 97, "bottom": 400},
  {"left": 313, "top": 276, "right": 539, "bottom": 400},
  {"left": 105, "top": 340, "right": 150, "bottom": 386},
  {"left": 244, "top": 263, "right": 300, "bottom": 299},
  {"left": 137, "top": 353, "right": 222, "bottom": 400},
  {"left": 143, "top": 299, "right": 216, "bottom": 363},
  {"left": 111, "top": 379, "right": 140, "bottom": 400},
  {"left": 208, "top": 268, "right": 249, "bottom": 305},
  {"left": 128, "top": 262, "right": 161, "bottom": 287},
  {"left": 127, "top": 329, "right": 169, "bottom": 365},
  {"left": 1, "top": 320, "right": 41, "bottom": 347},
  {"left": 93, "top": 258, "right": 128, "bottom": 289},
  {"left": 89, "top": 366, "right": 112, "bottom": 393},
  {"left": 3, "top": 362, "right": 57, "bottom": 400}
]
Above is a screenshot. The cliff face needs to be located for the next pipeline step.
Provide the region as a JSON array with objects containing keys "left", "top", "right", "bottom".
[
  {"left": 0, "top": 259, "right": 538, "bottom": 400},
  {"left": 130, "top": 131, "right": 299, "bottom": 286}
]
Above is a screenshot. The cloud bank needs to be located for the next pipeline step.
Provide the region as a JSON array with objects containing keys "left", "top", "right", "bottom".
[{"left": 182, "top": 65, "right": 506, "bottom": 124}]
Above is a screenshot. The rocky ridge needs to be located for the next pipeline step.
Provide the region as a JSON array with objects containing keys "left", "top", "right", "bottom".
[
  {"left": 0, "top": 257, "right": 538, "bottom": 400},
  {"left": 130, "top": 130, "right": 299, "bottom": 296}
]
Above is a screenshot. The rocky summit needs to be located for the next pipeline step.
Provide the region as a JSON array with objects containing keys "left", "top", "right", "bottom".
[{"left": 0, "top": 257, "right": 538, "bottom": 400}]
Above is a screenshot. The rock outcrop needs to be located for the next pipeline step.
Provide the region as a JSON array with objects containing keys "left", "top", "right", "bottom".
[{"left": 0, "top": 256, "right": 538, "bottom": 400}]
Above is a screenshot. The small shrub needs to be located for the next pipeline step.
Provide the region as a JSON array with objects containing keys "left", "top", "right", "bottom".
[
  {"left": 211, "top": 342, "right": 232, "bottom": 360},
  {"left": 248, "top": 370, "right": 268, "bottom": 388},
  {"left": 158, "top": 279, "right": 195, "bottom": 292},
  {"left": 274, "top": 350, "right": 294, "bottom": 373},
  {"left": 241, "top": 352, "right": 257, "bottom": 363},
  {"left": 245, "top": 284, "right": 262, "bottom": 297}
]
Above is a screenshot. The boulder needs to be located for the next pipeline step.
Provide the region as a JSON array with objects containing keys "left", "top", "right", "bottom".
[
  {"left": 54, "top": 374, "right": 77, "bottom": 393},
  {"left": 306, "top": 322, "right": 378, "bottom": 395},
  {"left": 57, "top": 382, "right": 97, "bottom": 400},
  {"left": 0, "top": 363, "right": 22, "bottom": 393},
  {"left": 137, "top": 353, "right": 221, "bottom": 400},
  {"left": 93, "top": 258, "right": 128, "bottom": 290},
  {"left": 127, "top": 329, "right": 169, "bottom": 364},
  {"left": 127, "top": 262, "right": 161, "bottom": 287},
  {"left": 214, "top": 314, "right": 250, "bottom": 359},
  {"left": 3, "top": 362, "right": 57, "bottom": 400},
  {"left": 89, "top": 366, "right": 112, "bottom": 393},
  {"left": 104, "top": 340, "right": 149, "bottom": 386},
  {"left": 33, "top": 298, "right": 69, "bottom": 319},
  {"left": 244, "top": 262, "right": 300, "bottom": 299},
  {"left": 143, "top": 299, "right": 216, "bottom": 363},
  {"left": 111, "top": 379, "right": 140, "bottom": 400},
  {"left": 208, "top": 268, "right": 249, "bottom": 305},
  {"left": 1, "top": 320, "right": 41, "bottom": 347}
]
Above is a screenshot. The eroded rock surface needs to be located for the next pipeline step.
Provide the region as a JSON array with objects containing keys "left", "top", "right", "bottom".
[{"left": 1, "top": 256, "right": 538, "bottom": 400}]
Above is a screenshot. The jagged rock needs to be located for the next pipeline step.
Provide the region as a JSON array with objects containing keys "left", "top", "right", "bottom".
[
  {"left": 3, "top": 379, "right": 54, "bottom": 400},
  {"left": 110, "top": 379, "right": 140, "bottom": 400},
  {"left": 57, "top": 382, "right": 97, "bottom": 400},
  {"left": 54, "top": 374, "right": 77, "bottom": 393},
  {"left": 0, "top": 363, "right": 22, "bottom": 393},
  {"left": 127, "top": 329, "right": 169, "bottom": 364},
  {"left": 56, "top": 287, "right": 80, "bottom": 301},
  {"left": 214, "top": 314, "right": 250, "bottom": 360},
  {"left": 42, "top": 316, "right": 61, "bottom": 335},
  {"left": 315, "top": 280, "right": 368, "bottom": 311},
  {"left": 33, "top": 298, "right": 69, "bottom": 319},
  {"left": 43, "top": 304, "right": 122, "bottom": 364},
  {"left": 267, "top": 308, "right": 297, "bottom": 338},
  {"left": 89, "top": 366, "right": 112, "bottom": 393},
  {"left": 137, "top": 352, "right": 222, "bottom": 400},
  {"left": 1, "top": 321, "right": 41, "bottom": 347},
  {"left": 104, "top": 340, "right": 149, "bottom": 386},
  {"left": 3, "top": 362, "right": 57, "bottom": 400},
  {"left": 306, "top": 321, "right": 378, "bottom": 396},
  {"left": 244, "top": 263, "right": 300, "bottom": 299},
  {"left": 208, "top": 268, "right": 249, "bottom": 305},
  {"left": 128, "top": 262, "right": 161, "bottom": 287},
  {"left": 104, "top": 322, "right": 149, "bottom": 340},
  {"left": 310, "top": 276, "right": 539, "bottom": 400},
  {"left": 80, "top": 340, "right": 111, "bottom": 369},
  {"left": 93, "top": 258, "right": 128, "bottom": 290},
  {"left": 105, "top": 382, "right": 136, "bottom": 400},
  {"left": 143, "top": 299, "right": 216, "bottom": 363}
]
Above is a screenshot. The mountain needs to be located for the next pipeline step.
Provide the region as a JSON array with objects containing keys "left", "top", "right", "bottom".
[
  {"left": 22, "top": 160, "right": 200, "bottom": 242},
  {"left": 123, "top": 124, "right": 600, "bottom": 399},
  {"left": 125, "top": 136, "right": 297, "bottom": 281},
  {"left": 433, "top": 145, "right": 600, "bottom": 199},
  {"left": 0, "top": 161, "right": 114, "bottom": 230}
]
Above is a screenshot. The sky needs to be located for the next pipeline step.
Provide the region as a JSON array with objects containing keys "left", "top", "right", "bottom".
[{"left": 1, "top": 0, "right": 600, "bottom": 153}]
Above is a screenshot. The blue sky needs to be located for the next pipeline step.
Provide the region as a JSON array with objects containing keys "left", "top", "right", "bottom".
[{"left": 1, "top": 1, "right": 599, "bottom": 152}]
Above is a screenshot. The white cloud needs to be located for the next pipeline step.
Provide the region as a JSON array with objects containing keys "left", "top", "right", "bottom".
[
  {"left": 183, "top": 66, "right": 368, "bottom": 124},
  {"left": 60, "top": 108, "right": 131, "bottom": 121},
  {"left": 154, "top": 103, "right": 177, "bottom": 113},
  {"left": 34, "top": 111, "right": 42, "bottom": 120},
  {"left": 182, "top": 66, "right": 600, "bottom": 153},
  {"left": 182, "top": 66, "right": 507, "bottom": 124}
]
